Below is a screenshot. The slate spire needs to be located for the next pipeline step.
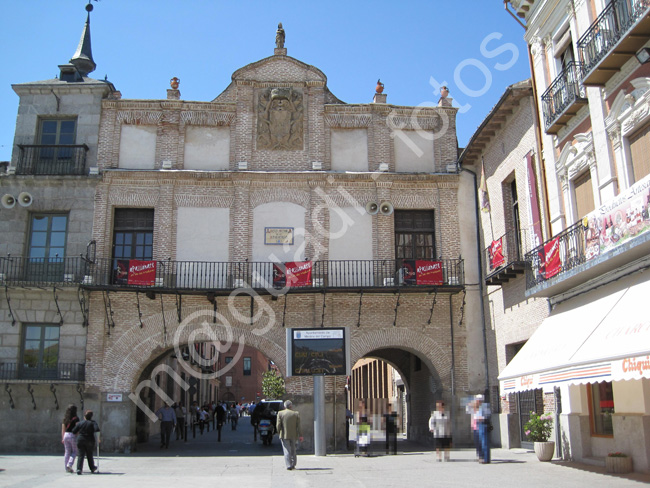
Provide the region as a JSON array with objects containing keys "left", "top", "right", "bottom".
[{"left": 69, "top": 3, "right": 96, "bottom": 77}]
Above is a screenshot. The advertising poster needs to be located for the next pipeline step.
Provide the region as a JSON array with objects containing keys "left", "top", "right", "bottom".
[
  {"left": 273, "top": 261, "right": 312, "bottom": 288},
  {"left": 583, "top": 173, "right": 650, "bottom": 262},
  {"left": 415, "top": 260, "right": 444, "bottom": 285},
  {"left": 291, "top": 328, "right": 346, "bottom": 376},
  {"left": 543, "top": 237, "right": 561, "bottom": 279},
  {"left": 490, "top": 239, "right": 505, "bottom": 270},
  {"left": 127, "top": 260, "right": 157, "bottom": 286}
]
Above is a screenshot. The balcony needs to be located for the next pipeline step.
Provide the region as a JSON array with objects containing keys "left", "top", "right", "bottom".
[
  {"left": 0, "top": 362, "right": 85, "bottom": 382},
  {"left": 15, "top": 144, "right": 88, "bottom": 175},
  {"left": 541, "top": 62, "right": 587, "bottom": 134},
  {"left": 525, "top": 216, "right": 650, "bottom": 298},
  {"left": 578, "top": 0, "right": 650, "bottom": 86},
  {"left": 485, "top": 229, "right": 530, "bottom": 286},
  {"left": 0, "top": 256, "right": 465, "bottom": 293}
]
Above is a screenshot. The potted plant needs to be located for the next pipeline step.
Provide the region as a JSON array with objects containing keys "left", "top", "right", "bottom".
[
  {"left": 524, "top": 411, "right": 555, "bottom": 461},
  {"left": 606, "top": 452, "right": 632, "bottom": 474}
]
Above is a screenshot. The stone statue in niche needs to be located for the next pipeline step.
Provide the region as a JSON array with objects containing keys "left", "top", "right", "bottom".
[{"left": 257, "top": 87, "right": 303, "bottom": 150}]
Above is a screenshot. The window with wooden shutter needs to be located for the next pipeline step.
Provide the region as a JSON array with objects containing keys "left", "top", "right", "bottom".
[
  {"left": 629, "top": 123, "right": 650, "bottom": 183},
  {"left": 574, "top": 170, "right": 595, "bottom": 220}
]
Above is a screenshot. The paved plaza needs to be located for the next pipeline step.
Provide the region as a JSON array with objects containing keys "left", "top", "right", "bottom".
[{"left": 1, "top": 419, "right": 648, "bottom": 487}]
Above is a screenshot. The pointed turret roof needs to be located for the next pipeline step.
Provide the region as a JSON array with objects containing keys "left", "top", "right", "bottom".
[{"left": 69, "top": 3, "right": 96, "bottom": 77}]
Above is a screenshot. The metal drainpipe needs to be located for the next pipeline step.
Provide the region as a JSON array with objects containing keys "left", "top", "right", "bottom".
[{"left": 460, "top": 167, "right": 490, "bottom": 400}]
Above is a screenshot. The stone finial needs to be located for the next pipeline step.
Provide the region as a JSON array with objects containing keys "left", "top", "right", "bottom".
[
  {"left": 170, "top": 77, "right": 180, "bottom": 90},
  {"left": 438, "top": 86, "right": 452, "bottom": 107},
  {"left": 167, "top": 77, "right": 180, "bottom": 99},
  {"left": 376, "top": 79, "right": 385, "bottom": 94}
]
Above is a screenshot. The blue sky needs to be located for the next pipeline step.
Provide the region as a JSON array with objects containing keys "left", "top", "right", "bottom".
[{"left": 0, "top": 0, "right": 531, "bottom": 162}]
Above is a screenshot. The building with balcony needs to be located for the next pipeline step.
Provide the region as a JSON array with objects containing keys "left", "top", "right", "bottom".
[
  {"left": 0, "top": 6, "right": 489, "bottom": 453},
  {"left": 0, "top": 4, "right": 116, "bottom": 451},
  {"left": 459, "top": 79, "right": 553, "bottom": 450},
  {"left": 502, "top": 0, "right": 650, "bottom": 472}
]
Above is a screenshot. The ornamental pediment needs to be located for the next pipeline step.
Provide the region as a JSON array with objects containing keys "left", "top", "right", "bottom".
[{"left": 231, "top": 55, "right": 327, "bottom": 84}]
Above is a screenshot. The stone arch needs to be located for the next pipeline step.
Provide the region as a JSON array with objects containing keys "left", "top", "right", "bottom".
[
  {"left": 99, "top": 307, "right": 287, "bottom": 393},
  {"left": 350, "top": 327, "right": 452, "bottom": 386}
]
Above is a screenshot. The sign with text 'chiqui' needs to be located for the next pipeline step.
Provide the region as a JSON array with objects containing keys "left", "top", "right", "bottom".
[{"left": 287, "top": 327, "right": 349, "bottom": 376}]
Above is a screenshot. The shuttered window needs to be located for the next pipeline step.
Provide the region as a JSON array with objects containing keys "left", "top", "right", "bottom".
[
  {"left": 629, "top": 123, "right": 650, "bottom": 183},
  {"left": 574, "top": 171, "right": 595, "bottom": 220}
]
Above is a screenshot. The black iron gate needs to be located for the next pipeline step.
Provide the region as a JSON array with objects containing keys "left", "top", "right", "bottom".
[{"left": 517, "top": 388, "right": 543, "bottom": 448}]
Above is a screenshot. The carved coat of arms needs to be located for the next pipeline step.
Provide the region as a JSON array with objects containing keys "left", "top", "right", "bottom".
[{"left": 257, "top": 87, "right": 303, "bottom": 150}]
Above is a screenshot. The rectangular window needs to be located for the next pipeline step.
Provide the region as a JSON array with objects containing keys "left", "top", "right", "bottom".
[
  {"left": 394, "top": 210, "right": 436, "bottom": 260},
  {"left": 21, "top": 324, "right": 60, "bottom": 379},
  {"left": 112, "top": 209, "right": 154, "bottom": 282},
  {"left": 629, "top": 123, "right": 650, "bottom": 183},
  {"left": 225, "top": 357, "right": 233, "bottom": 364},
  {"left": 37, "top": 118, "right": 77, "bottom": 172},
  {"left": 27, "top": 214, "right": 68, "bottom": 282},
  {"left": 243, "top": 357, "right": 251, "bottom": 376},
  {"left": 574, "top": 171, "right": 595, "bottom": 220},
  {"left": 589, "top": 381, "right": 614, "bottom": 436}
]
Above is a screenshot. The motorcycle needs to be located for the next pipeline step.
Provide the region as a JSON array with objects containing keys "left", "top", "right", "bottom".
[{"left": 258, "top": 418, "right": 274, "bottom": 445}]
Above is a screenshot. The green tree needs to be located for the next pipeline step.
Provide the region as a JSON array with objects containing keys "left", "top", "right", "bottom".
[{"left": 261, "top": 369, "right": 286, "bottom": 400}]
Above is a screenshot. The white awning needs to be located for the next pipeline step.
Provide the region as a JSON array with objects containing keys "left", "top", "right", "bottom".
[{"left": 499, "top": 270, "right": 650, "bottom": 393}]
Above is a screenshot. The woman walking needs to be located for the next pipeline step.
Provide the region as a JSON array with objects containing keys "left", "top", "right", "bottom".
[
  {"left": 61, "top": 404, "right": 79, "bottom": 473},
  {"left": 429, "top": 401, "right": 452, "bottom": 462}
]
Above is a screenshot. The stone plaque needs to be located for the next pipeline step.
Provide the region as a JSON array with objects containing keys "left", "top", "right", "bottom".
[{"left": 257, "top": 87, "right": 303, "bottom": 150}]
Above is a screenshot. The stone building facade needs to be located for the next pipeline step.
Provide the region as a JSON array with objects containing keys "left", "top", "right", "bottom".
[{"left": 0, "top": 5, "right": 487, "bottom": 453}]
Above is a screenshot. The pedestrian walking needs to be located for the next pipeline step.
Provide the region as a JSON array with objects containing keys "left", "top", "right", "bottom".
[
  {"left": 156, "top": 403, "right": 177, "bottom": 448},
  {"left": 61, "top": 404, "right": 79, "bottom": 473},
  {"left": 71, "top": 410, "right": 100, "bottom": 475},
  {"left": 230, "top": 403, "right": 239, "bottom": 430},
  {"left": 429, "top": 401, "right": 452, "bottom": 462},
  {"left": 276, "top": 400, "right": 303, "bottom": 470},
  {"left": 466, "top": 395, "right": 481, "bottom": 461},
  {"left": 174, "top": 402, "right": 186, "bottom": 441},
  {"left": 476, "top": 395, "right": 492, "bottom": 464},
  {"left": 215, "top": 401, "right": 225, "bottom": 442}
]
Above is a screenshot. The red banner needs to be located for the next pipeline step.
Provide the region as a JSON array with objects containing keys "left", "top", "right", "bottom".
[
  {"left": 273, "top": 261, "right": 312, "bottom": 288},
  {"left": 490, "top": 239, "right": 505, "bottom": 269},
  {"left": 415, "top": 260, "right": 443, "bottom": 285},
  {"left": 127, "top": 260, "right": 157, "bottom": 286},
  {"left": 543, "top": 237, "right": 561, "bottom": 279}
]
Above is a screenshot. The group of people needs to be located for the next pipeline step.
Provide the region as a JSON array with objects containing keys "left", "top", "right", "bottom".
[
  {"left": 428, "top": 394, "right": 492, "bottom": 464},
  {"left": 61, "top": 404, "right": 101, "bottom": 475}
]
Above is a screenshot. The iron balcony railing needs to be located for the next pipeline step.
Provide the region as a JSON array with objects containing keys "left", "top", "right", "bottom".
[
  {"left": 485, "top": 229, "right": 530, "bottom": 275},
  {"left": 0, "top": 362, "right": 85, "bottom": 382},
  {"left": 0, "top": 256, "right": 465, "bottom": 290},
  {"left": 541, "top": 61, "right": 586, "bottom": 131},
  {"left": 578, "top": 0, "right": 650, "bottom": 77},
  {"left": 16, "top": 144, "right": 88, "bottom": 175},
  {"left": 525, "top": 221, "right": 585, "bottom": 289}
]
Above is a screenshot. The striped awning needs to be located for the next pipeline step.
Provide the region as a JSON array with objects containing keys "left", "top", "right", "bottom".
[{"left": 499, "top": 270, "right": 650, "bottom": 393}]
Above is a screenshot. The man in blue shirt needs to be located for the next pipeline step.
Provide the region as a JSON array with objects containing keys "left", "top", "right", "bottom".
[{"left": 156, "top": 403, "right": 177, "bottom": 449}]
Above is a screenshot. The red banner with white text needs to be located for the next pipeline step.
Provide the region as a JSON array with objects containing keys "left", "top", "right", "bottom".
[
  {"left": 543, "top": 237, "right": 561, "bottom": 279},
  {"left": 273, "top": 261, "right": 312, "bottom": 288}
]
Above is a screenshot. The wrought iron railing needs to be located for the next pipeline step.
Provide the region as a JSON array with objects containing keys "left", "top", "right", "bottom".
[
  {"left": 0, "top": 256, "right": 90, "bottom": 286},
  {"left": 0, "top": 362, "right": 85, "bottom": 381},
  {"left": 525, "top": 221, "right": 585, "bottom": 289},
  {"left": 541, "top": 62, "right": 586, "bottom": 131},
  {"left": 0, "top": 256, "right": 465, "bottom": 290},
  {"left": 485, "top": 229, "right": 530, "bottom": 275},
  {"left": 16, "top": 144, "right": 88, "bottom": 175},
  {"left": 578, "top": 0, "right": 650, "bottom": 77}
]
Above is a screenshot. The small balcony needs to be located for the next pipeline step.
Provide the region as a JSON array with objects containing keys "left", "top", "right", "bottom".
[
  {"left": 15, "top": 144, "right": 88, "bottom": 176},
  {"left": 0, "top": 256, "right": 465, "bottom": 293},
  {"left": 0, "top": 362, "right": 85, "bottom": 382},
  {"left": 578, "top": 0, "right": 650, "bottom": 86},
  {"left": 485, "top": 229, "right": 530, "bottom": 286},
  {"left": 541, "top": 62, "right": 587, "bottom": 134}
]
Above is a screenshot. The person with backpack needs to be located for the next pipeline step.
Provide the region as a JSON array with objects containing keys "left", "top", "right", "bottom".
[{"left": 71, "top": 410, "right": 100, "bottom": 475}]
